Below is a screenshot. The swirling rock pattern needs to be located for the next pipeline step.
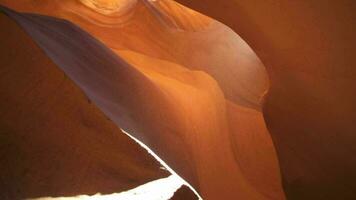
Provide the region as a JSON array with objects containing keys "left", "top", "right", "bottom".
[
  {"left": 1, "top": 0, "right": 354, "bottom": 199},
  {"left": 174, "top": 0, "right": 356, "bottom": 199}
]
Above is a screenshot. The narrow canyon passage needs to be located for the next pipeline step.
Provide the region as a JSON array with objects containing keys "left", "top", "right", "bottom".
[
  {"left": 174, "top": 0, "right": 356, "bottom": 199},
  {"left": 0, "top": 1, "right": 285, "bottom": 199},
  {"left": 2, "top": 0, "right": 353, "bottom": 200}
]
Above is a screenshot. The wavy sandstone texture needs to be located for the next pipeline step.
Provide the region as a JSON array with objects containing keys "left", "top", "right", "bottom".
[
  {"left": 1, "top": 0, "right": 354, "bottom": 200},
  {"left": 174, "top": 0, "right": 356, "bottom": 199},
  {"left": 0, "top": 8, "right": 168, "bottom": 200}
]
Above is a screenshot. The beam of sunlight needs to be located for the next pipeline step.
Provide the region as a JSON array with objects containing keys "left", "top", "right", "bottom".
[
  {"left": 29, "top": 175, "right": 182, "bottom": 200},
  {"left": 121, "top": 129, "right": 203, "bottom": 200},
  {"left": 27, "top": 129, "right": 202, "bottom": 200}
]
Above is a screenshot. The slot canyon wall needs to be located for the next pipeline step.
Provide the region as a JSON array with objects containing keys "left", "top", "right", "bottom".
[
  {"left": 174, "top": 0, "right": 356, "bottom": 199},
  {"left": 0, "top": 0, "right": 355, "bottom": 200}
]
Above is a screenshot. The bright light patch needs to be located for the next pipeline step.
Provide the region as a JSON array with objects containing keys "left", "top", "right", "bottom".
[
  {"left": 29, "top": 175, "right": 183, "bottom": 200},
  {"left": 78, "top": 0, "right": 138, "bottom": 15},
  {"left": 28, "top": 129, "right": 202, "bottom": 200},
  {"left": 121, "top": 129, "right": 202, "bottom": 200}
]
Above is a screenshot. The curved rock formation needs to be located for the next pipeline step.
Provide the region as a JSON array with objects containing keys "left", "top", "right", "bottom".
[
  {"left": 174, "top": 0, "right": 356, "bottom": 199},
  {"left": 79, "top": 0, "right": 137, "bottom": 15},
  {"left": 0, "top": 1, "right": 283, "bottom": 199},
  {"left": 3, "top": 0, "right": 352, "bottom": 199},
  {"left": 0, "top": 0, "right": 269, "bottom": 109},
  {"left": 0, "top": 8, "right": 168, "bottom": 199}
]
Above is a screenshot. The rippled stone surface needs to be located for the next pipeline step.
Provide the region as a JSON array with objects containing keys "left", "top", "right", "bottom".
[{"left": 3, "top": 0, "right": 352, "bottom": 200}]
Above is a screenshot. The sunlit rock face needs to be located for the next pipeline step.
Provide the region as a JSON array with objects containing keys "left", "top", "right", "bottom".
[
  {"left": 3, "top": 0, "right": 353, "bottom": 200},
  {"left": 0, "top": 1, "right": 282, "bottom": 200},
  {"left": 0, "top": 1, "right": 280, "bottom": 199},
  {"left": 175, "top": 0, "right": 356, "bottom": 199},
  {"left": 0, "top": 8, "right": 168, "bottom": 199},
  {"left": 79, "top": 0, "right": 137, "bottom": 15}
]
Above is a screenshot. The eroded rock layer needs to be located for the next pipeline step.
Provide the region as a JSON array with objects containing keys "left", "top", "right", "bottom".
[
  {"left": 4, "top": 0, "right": 336, "bottom": 199},
  {"left": 175, "top": 0, "right": 356, "bottom": 199},
  {"left": 0, "top": 9, "right": 168, "bottom": 200}
]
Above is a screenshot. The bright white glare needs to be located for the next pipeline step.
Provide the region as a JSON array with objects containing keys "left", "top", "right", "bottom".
[
  {"left": 121, "top": 129, "right": 202, "bottom": 200},
  {"left": 28, "top": 129, "right": 202, "bottom": 200},
  {"left": 29, "top": 175, "right": 182, "bottom": 200}
]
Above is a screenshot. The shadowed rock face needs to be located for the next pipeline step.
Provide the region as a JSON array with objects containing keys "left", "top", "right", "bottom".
[
  {"left": 174, "top": 0, "right": 356, "bottom": 199},
  {"left": 0, "top": 1, "right": 284, "bottom": 199},
  {"left": 0, "top": 9, "right": 168, "bottom": 200},
  {"left": 170, "top": 185, "right": 197, "bottom": 200},
  {"left": 0, "top": 0, "right": 269, "bottom": 110},
  {"left": 4, "top": 0, "right": 353, "bottom": 199}
]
